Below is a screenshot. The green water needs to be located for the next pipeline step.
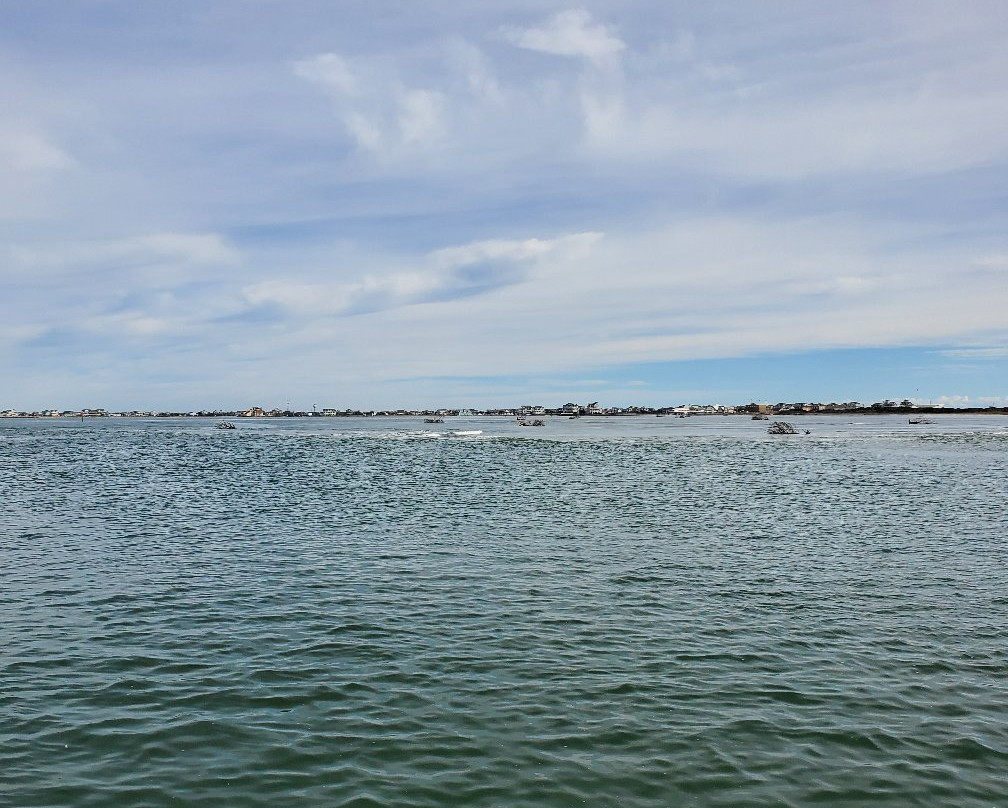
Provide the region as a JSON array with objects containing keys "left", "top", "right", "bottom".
[{"left": 2, "top": 416, "right": 1006, "bottom": 806}]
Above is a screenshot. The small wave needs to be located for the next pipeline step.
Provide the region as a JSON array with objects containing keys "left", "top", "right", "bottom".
[{"left": 336, "top": 429, "right": 446, "bottom": 441}]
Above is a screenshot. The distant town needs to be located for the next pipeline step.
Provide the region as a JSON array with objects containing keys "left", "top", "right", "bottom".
[{"left": 3, "top": 399, "right": 1007, "bottom": 418}]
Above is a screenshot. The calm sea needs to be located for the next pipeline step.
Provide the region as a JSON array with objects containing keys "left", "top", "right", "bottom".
[{"left": 2, "top": 415, "right": 1007, "bottom": 807}]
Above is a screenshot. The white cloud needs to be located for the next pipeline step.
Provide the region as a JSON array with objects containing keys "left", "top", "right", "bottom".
[
  {"left": 445, "top": 38, "right": 505, "bottom": 106},
  {"left": 285, "top": 7, "right": 1008, "bottom": 183},
  {"left": 3, "top": 3, "right": 1008, "bottom": 408},
  {"left": 242, "top": 279, "right": 341, "bottom": 313},
  {"left": 430, "top": 233, "right": 600, "bottom": 270},
  {"left": 343, "top": 111, "right": 384, "bottom": 151},
  {"left": 210, "top": 212, "right": 1008, "bottom": 395},
  {"left": 292, "top": 52, "right": 358, "bottom": 95},
  {"left": 565, "top": 36, "right": 1008, "bottom": 180},
  {"left": 973, "top": 254, "right": 1008, "bottom": 271},
  {"left": 241, "top": 232, "right": 601, "bottom": 318},
  {"left": 293, "top": 52, "right": 447, "bottom": 153},
  {"left": 937, "top": 347, "right": 1008, "bottom": 360},
  {"left": 398, "top": 88, "right": 445, "bottom": 144},
  {"left": 0, "top": 128, "right": 72, "bottom": 171},
  {"left": 0, "top": 124, "right": 74, "bottom": 221},
  {"left": 82, "top": 312, "right": 175, "bottom": 337},
  {"left": 503, "top": 9, "right": 625, "bottom": 66},
  {"left": 11, "top": 232, "right": 238, "bottom": 276}
]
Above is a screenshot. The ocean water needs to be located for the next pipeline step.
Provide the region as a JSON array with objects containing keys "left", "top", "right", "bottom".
[{"left": 2, "top": 415, "right": 1007, "bottom": 807}]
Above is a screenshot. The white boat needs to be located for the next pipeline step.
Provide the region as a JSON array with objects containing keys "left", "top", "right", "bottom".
[{"left": 449, "top": 429, "right": 482, "bottom": 437}]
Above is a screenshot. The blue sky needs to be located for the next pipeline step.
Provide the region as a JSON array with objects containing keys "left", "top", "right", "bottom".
[{"left": 2, "top": 1, "right": 1007, "bottom": 410}]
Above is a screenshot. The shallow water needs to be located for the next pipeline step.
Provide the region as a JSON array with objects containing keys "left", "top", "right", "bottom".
[{"left": 2, "top": 415, "right": 1007, "bottom": 806}]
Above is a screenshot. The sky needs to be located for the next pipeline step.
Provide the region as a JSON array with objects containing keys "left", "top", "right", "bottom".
[{"left": 2, "top": 0, "right": 1007, "bottom": 411}]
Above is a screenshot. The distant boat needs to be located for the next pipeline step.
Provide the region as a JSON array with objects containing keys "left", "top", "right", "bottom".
[
  {"left": 424, "top": 417, "right": 444, "bottom": 423},
  {"left": 449, "top": 429, "right": 482, "bottom": 437},
  {"left": 216, "top": 421, "right": 236, "bottom": 430},
  {"left": 752, "top": 414, "right": 769, "bottom": 420},
  {"left": 908, "top": 417, "right": 934, "bottom": 424},
  {"left": 518, "top": 417, "right": 545, "bottom": 427}
]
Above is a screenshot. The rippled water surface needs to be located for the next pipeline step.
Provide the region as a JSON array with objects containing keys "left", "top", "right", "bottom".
[{"left": 2, "top": 415, "right": 1007, "bottom": 807}]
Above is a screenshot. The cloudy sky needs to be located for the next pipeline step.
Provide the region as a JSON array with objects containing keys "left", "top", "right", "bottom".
[{"left": 3, "top": 1, "right": 1007, "bottom": 410}]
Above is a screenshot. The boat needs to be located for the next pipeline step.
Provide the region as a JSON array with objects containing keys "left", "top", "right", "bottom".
[
  {"left": 424, "top": 417, "right": 444, "bottom": 423},
  {"left": 215, "top": 421, "right": 236, "bottom": 429},
  {"left": 908, "top": 417, "right": 934, "bottom": 424},
  {"left": 767, "top": 421, "right": 799, "bottom": 435},
  {"left": 752, "top": 414, "right": 769, "bottom": 420},
  {"left": 518, "top": 418, "right": 545, "bottom": 427},
  {"left": 449, "top": 429, "right": 482, "bottom": 437}
]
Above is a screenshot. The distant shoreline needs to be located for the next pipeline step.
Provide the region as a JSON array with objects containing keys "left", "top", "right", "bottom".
[{"left": 3, "top": 408, "right": 1007, "bottom": 419}]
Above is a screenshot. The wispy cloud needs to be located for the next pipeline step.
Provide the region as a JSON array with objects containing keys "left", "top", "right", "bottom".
[
  {"left": 240, "top": 232, "right": 600, "bottom": 317},
  {"left": 502, "top": 9, "right": 625, "bottom": 66},
  {"left": 937, "top": 347, "right": 1008, "bottom": 360},
  {"left": 292, "top": 52, "right": 447, "bottom": 154},
  {"left": 2, "top": 3, "right": 1007, "bottom": 408},
  {"left": 0, "top": 127, "right": 72, "bottom": 171},
  {"left": 13, "top": 232, "right": 238, "bottom": 274}
]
